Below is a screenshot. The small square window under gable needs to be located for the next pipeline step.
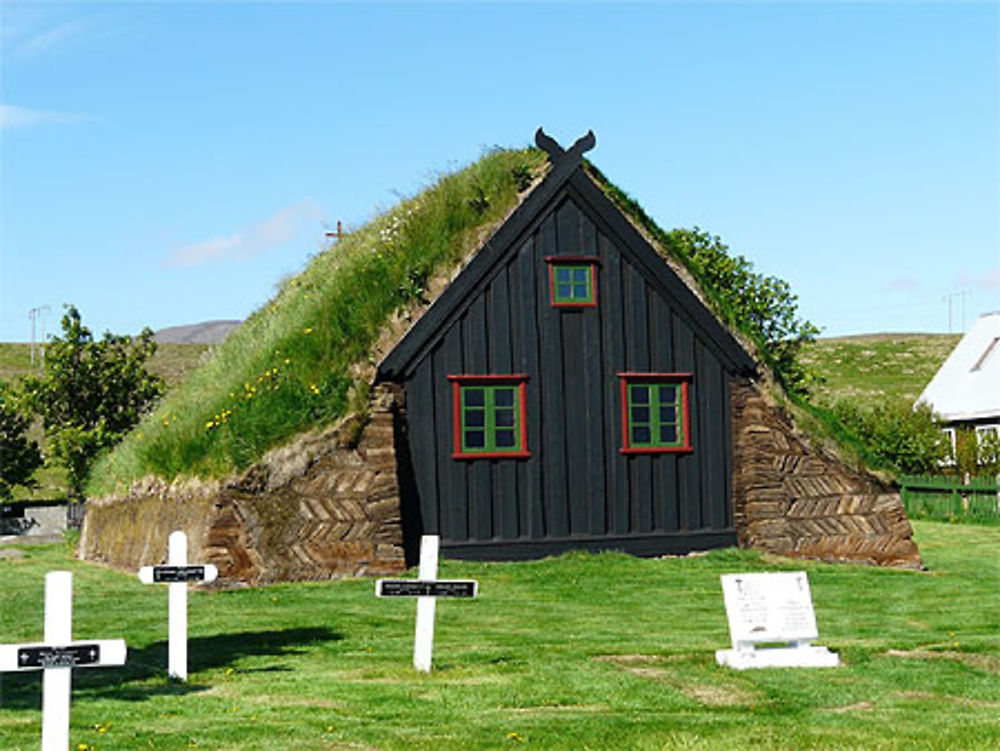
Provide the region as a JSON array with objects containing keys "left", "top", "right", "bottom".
[
  {"left": 448, "top": 375, "right": 530, "bottom": 459},
  {"left": 618, "top": 373, "right": 694, "bottom": 454},
  {"left": 545, "top": 255, "right": 599, "bottom": 308}
]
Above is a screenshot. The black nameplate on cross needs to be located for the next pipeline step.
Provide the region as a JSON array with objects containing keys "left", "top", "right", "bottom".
[
  {"left": 376, "top": 580, "right": 477, "bottom": 598},
  {"left": 18, "top": 644, "right": 101, "bottom": 669},
  {"left": 152, "top": 565, "right": 207, "bottom": 583}
]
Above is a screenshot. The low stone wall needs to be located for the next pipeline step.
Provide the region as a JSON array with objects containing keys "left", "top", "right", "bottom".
[
  {"left": 731, "top": 379, "right": 922, "bottom": 568},
  {"left": 80, "top": 387, "right": 407, "bottom": 585}
]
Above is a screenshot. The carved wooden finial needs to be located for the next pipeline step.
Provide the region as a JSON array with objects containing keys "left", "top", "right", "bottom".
[{"left": 535, "top": 128, "right": 596, "bottom": 166}]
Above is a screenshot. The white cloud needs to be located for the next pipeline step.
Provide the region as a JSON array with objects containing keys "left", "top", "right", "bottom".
[
  {"left": 956, "top": 266, "right": 1000, "bottom": 293},
  {"left": 12, "top": 19, "right": 91, "bottom": 60},
  {"left": 0, "top": 104, "right": 93, "bottom": 129},
  {"left": 166, "top": 200, "right": 325, "bottom": 268}
]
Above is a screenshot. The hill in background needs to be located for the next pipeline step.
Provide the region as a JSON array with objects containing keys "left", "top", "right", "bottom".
[
  {"left": 154, "top": 320, "right": 241, "bottom": 345},
  {"left": 799, "top": 333, "right": 960, "bottom": 408}
]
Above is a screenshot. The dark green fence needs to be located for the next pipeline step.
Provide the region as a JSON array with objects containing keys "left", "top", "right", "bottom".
[{"left": 901, "top": 475, "right": 1000, "bottom": 524}]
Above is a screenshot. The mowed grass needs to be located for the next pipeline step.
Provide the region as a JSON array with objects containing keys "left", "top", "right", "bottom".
[
  {"left": 2, "top": 521, "right": 999, "bottom": 751},
  {"left": 799, "top": 333, "right": 959, "bottom": 408}
]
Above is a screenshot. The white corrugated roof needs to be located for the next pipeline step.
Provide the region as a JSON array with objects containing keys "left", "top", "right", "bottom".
[{"left": 917, "top": 311, "right": 1000, "bottom": 423}]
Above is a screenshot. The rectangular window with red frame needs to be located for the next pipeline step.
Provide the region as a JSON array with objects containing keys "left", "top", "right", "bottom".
[
  {"left": 545, "top": 256, "right": 598, "bottom": 308},
  {"left": 619, "top": 373, "right": 693, "bottom": 454},
  {"left": 449, "top": 375, "right": 530, "bottom": 459}
]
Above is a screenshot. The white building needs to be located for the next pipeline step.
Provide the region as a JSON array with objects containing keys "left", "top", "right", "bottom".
[{"left": 917, "top": 311, "right": 1000, "bottom": 456}]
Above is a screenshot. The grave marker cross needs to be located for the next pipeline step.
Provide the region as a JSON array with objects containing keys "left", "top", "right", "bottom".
[
  {"left": 0, "top": 571, "right": 127, "bottom": 751},
  {"left": 375, "top": 535, "right": 478, "bottom": 672},
  {"left": 138, "top": 530, "right": 218, "bottom": 681}
]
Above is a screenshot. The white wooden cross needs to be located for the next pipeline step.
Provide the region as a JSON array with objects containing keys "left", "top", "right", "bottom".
[
  {"left": 138, "top": 530, "right": 218, "bottom": 681},
  {"left": 375, "top": 535, "right": 478, "bottom": 672},
  {"left": 0, "top": 571, "right": 127, "bottom": 751}
]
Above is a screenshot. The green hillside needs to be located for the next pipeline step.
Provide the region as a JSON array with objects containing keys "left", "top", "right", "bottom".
[
  {"left": 88, "top": 148, "right": 547, "bottom": 496},
  {"left": 799, "top": 334, "right": 959, "bottom": 408}
]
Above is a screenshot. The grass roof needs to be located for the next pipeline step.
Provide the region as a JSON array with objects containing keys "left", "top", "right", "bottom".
[
  {"left": 91, "top": 143, "right": 862, "bottom": 497},
  {"left": 89, "top": 147, "right": 547, "bottom": 495}
]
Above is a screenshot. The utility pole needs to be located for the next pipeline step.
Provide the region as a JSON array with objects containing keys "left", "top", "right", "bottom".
[
  {"left": 942, "top": 291, "right": 973, "bottom": 333},
  {"left": 28, "top": 305, "right": 50, "bottom": 369}
]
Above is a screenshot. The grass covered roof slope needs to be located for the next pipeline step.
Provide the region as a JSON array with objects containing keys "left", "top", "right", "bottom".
[
  {"left": 90, "top": 148, "right": 547, "bottom": 495},
  {"left": 92, "top": 139, "right": 822, "bottom": 497}
]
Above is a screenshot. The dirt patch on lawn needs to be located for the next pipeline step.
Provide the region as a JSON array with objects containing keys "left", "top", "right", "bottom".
[
  {"left": 886, "top": 648, "right": 1000, "bottom": 675},
  {"left": 595, "top": 653, "right": 759, "bottom": 707}
]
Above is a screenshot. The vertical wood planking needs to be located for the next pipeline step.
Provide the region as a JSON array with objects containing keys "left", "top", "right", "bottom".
[
  {"left": 435, "top": 324, "right": 467, "bottom": 541},
  {"left": 648, "top": 294, "right": 673, "bottom": 532},
  {"left": 515, "top": 237, "right": 545, "bottom": 539},
  {"left": 624, "top": 264, "right": 652, "bottom": 533},
  {"left": 556, "top": 199, "right": 589, "bottom": 534},
  {"left": 488, "top": 266, "right": 519, "bottom": 540},
  {"left": 600, "top": 234, "right": 630, "bottom": 535},
  {"left": 407, "top": 363, "right": 440, "bottom": 534},
  {"left": 723, "top": 374, "right": 734, "bottom": 529},
  {"left": 581, "top": 213, "right": 606, "bottom": 536},
  {"left": 463, "top": 298, "right": 492, "bottom": 541},
  {"left": 537, "top": 211, "right": 569, "bottom": 537},
  {"left": 673, "top": 315, "right": 699, "bottom": 531},
  {"left": 702, "top": 348, "right": 727, "bottom": 531}
]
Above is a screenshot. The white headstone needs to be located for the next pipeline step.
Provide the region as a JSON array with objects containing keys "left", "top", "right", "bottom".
[
  {"left": 138, "top": 530, "right": 218, "bottom": 681},
  {"left": 715, "top": 571, "right": 839, "bottom": 669},
  {"left": 0, "top": 571, "right": 127, "bottom": 751}
]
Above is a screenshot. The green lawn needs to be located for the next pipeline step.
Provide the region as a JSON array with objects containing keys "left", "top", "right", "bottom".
[{"left": 2, "top": 521, "right": 998, "bottom": 750}]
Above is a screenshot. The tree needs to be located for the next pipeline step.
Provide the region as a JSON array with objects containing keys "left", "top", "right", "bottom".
[
  {"left": 0, "top": 382, "right": 43, "bottom": 500},
  {"left": 665, "top": 228, "right": 821, "bottom": 395},
  {"left": 19, "top": 306, "right": 164, "bottom": 497}
]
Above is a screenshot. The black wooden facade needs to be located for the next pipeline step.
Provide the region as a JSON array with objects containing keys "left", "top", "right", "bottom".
[{"left": 378, "top": 131, "right": 756, "bottom": 561}]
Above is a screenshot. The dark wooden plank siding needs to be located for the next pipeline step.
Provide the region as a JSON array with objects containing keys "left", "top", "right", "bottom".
[
  {"left": 399, "top": 188, "right": 740, "bottom": 558},
  {"left": 599, "top": 233, "right": 630, "bottom": 536}
]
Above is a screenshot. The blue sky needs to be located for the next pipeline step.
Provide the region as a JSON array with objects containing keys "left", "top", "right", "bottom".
[{"left": 2, "top": 2, "right": 997, "bottom": 343}]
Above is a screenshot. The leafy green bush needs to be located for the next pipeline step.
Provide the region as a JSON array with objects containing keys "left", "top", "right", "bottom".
[
  {"left": 586, "top": 164, "right": 819, "bottom": 395},
  {"left": 0, "top": 381, "right": 43, "bottom": 500},
  {"left": 831, "top": 399, "right": 947, "bottom": 475},
  {"left": 19, "top": 306, "right": 163, "bottom": 496}
]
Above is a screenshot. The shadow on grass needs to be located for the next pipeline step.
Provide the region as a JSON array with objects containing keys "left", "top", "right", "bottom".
[{"left": 0, "top": 627, "right": 341, "bottom": 710}]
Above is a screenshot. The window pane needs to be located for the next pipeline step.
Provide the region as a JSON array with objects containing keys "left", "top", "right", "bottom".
[
  {"left": 659, "top": 405, "right": 677, "bottom": 423},
  {"left": 658, "top": 385, "right": 677, "bottom": 403},
  {"left": 631, "top": 406, "right": 649, "bottom": 424},
  {"left": 494, "top": 388, "right": 515, "bottom": 407},
  {"left": 631, "top": 385, "right": 649, "bottom": 404},
  {"left": 465, "top": 410, "right": 485, "bottom": 427},
  {"left": 465, "top": 430, "right": 485, "bottom": 449},
  {"left": 495, "top": 409, "right": 515, "bottom": 427},
  {"left": 573, "top": 283, "right": 588, "bottom": 299},
  {"left": 632, "top": 426, "right": 651, "bottom": 444},
  {"left": 555, "top": 267, "right": 571, "bottom": 283},
  {"left": 572, "top": 268, "right": 588, "bottom": 283},
  {"left": 556, "top": 283, "right": 572, "bottom": 299},
  {"left": 464, "top": 388, "right": 484, "bottom": 407},
  {"left": 495, "top": 429, "right": 516, "bottom": 448},
  {"left": 660, "top": 425, "right": 678, "bottom": 444}
]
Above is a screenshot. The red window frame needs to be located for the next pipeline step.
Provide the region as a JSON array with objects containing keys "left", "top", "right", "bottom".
[
  {"left": 618, "top": 372, "right": 694, "bottom": 455},
  {"left": 448, "top": 374, "right": 531, "bottom": 460},
  {"left": 544, "top": 255, "right": 599, "bottom": 308}
]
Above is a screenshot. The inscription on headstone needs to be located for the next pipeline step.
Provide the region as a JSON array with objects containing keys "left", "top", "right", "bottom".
[{"left": 715, "top": 571, "right": 839, "bottom": 670}]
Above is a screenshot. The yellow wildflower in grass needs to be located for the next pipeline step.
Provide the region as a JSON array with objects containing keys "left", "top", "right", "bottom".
[{"left": 303, "top": 327, "right": 313, "bottom": 334}]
